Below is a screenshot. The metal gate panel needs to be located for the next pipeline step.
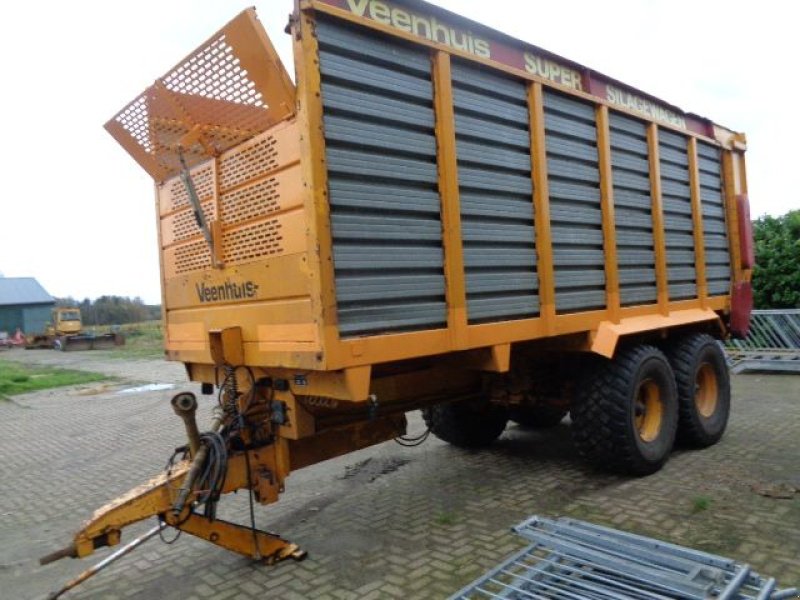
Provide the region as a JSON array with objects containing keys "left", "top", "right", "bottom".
[
  {"left": 697, "top": 141, "right": 731, "bottom": 296},
  {"left": 317, "top": 18, "right": 447, "bottom": 336},
  {"left": 609, "top": 112, "right": 658, "bottom": 306},
  {"left": 544, "top": 90, "right": 605, "bottom": 313},
  {"left": 452, "top": 60, "right": 539, "bottom": 323},
  {"left": 725, "top": 310, "right": 800, "bottom": 373},
  {"left": 451, "top": 515, "right": 797, "bottom": 599},
  {"left": 659, "top": 129, "right": 697, "bottom": 300}
]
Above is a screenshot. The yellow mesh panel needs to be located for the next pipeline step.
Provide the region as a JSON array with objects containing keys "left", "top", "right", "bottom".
[{"left": 105, "top": 9, "right": 295, "bottom": 183}]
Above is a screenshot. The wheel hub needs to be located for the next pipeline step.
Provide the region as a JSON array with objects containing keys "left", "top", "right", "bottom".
[
  {"left": 634, "top": 379, "right": 663, "bottom": 443},
  {"left": 694, "top": 363, "right": 718, "bottom": 418}
]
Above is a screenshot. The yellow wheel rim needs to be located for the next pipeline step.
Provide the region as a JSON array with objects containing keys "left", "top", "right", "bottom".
[
  {"left": 634, "top": 379, "right": 663, "bottom": 443},
  {"left": 694, "top": 363, "right": 718, "bottom": 418}
]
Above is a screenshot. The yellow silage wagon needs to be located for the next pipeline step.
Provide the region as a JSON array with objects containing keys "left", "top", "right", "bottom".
[{"left": 43, "top": 0, "right": 754, "bottom": 574}]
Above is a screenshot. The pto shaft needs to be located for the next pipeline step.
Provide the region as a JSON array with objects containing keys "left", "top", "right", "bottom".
[
  {"left": 171, "top": 405, "right": 224, "bottom": 515},
  {"left": 171, "top": 392, "right": 201, "bottom": 457}
]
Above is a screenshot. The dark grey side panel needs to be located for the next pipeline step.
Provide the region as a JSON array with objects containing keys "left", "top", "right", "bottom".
[
  {"left": 451, "top": 60, "right": 539, "bottom": 323},
  {"left": 543, "top": 90, "right": 606, "bottom": 312},
  {"left": 317, "top": 18, "right": 447, "bottom": 336},
  {"left": 609, "top": 112, "right": 658, "bottom": 306},
  {"left": 659, "top": 129, "right": 697, "bottom": 300},
  {"left": 697, "top": 142, "right": 731, "bottom": 296}
]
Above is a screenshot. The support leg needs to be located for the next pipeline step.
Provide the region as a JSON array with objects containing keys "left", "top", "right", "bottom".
[{"left": 167, "top": 512, "right": 307, "bottom": 564}]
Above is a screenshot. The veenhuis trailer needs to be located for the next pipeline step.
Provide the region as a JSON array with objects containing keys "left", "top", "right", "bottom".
[{"left": 42, "top": 0, "right": 754, "bottom": 572}]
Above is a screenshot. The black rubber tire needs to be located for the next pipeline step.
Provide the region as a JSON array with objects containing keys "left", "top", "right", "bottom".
[
  {"left": 571, "top": 345, "right": 678, "bottom": 476},
  {"left": 509, "top": 405, "right": 567, "bottom": 429},
  {"left": 665, "top": 333, "right": 730, "bottom": 448},
  {"left": 422, "top": 398, "right": 508, "bottom": 448}
]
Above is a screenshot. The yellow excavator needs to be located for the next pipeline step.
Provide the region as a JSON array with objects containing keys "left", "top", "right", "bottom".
[{"left": 25, "top": 307, "right": 123, "bottom": 351}]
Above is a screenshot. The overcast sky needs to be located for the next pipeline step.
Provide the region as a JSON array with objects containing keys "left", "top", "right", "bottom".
[{"left": 1, "top": 0, "right": 796, "bottom": 304}]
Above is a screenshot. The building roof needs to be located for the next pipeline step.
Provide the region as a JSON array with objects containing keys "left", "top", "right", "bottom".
[{"left": 0, "top": 277, "right": 55, "bottom": 306}]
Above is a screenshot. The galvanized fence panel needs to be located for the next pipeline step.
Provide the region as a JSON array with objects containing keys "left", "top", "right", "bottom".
[
  {"left": 725, "top": 310, "right": 800, "bottom": 373},
  {"left": 451, "top": 516, "right": 797, "bottom": 600}
]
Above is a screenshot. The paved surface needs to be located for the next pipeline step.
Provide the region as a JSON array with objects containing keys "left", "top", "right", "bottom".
[{"left": 0, "top": 349, "right": 798, "bottom": 599}]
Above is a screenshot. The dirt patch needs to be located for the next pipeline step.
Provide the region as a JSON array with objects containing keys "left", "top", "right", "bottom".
[
  {"left": 341, "top": 457, "right": 411, "bottom": 483},
  {"left": 751, "top": 481, "right": 799, "bottom": 499}
]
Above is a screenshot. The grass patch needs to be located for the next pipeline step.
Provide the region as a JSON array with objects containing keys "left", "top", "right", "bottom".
[
  {"left": 114, "top": 321, "right": 164, "bottom": 358},
  {"left": 83, "top": 321, "right": 164, "bottom": 359},
  {"left": 691, "top": 495, "right": 713, "bottom": 513},
  {"left": 685, "top": 523, "right": 742, "bottom": 555},
  {"left": 435, "top": 511, "right": 458, "bottom": 526},
  {"left": 0, "top": 360, "right": 107, "bottom": 397}
]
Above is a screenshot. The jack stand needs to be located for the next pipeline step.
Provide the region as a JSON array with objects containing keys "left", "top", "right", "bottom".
[{"left": 166, "top": 512, "right": 307, "bottom": 564}]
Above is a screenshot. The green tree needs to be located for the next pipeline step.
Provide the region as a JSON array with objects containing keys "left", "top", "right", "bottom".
[
  {"left": 54, "top": 296, "right": 158, "bottom": 325},
  {"left": 752, "top": 210, "right": 800, "bottom": 309}
]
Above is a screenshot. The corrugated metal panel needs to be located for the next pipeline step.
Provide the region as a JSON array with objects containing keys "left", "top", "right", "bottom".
[
  {"left": 658, "top": 129, "right": 697, "bottom": 300},
  {"left": 697, "top": 142, "right": 731, "bottom": 296},
  {"left": 544, "top": 90, "right": 605, "bottom": 313},
  {"left": 452, "top": 60, "right": 538, "bottom": 323},
  {"left": 23, "top": 305, "right": 54, "bottom": 335},
  {"left": 0, "top": 303, "right": 52, "bottom": 336},
  {"left": 0, "top": 306, "right": 23, "bottom": 332},
  {"left": 317, "top": 18, "right": 447, "bottom": 336},
  {"left": 609, "top": 112, "right": 657, "bottom": 306}
]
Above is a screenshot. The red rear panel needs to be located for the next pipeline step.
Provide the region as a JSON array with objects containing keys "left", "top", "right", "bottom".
[
  {"left": 730, "top": 281, "right": 753, "bottom": 338},
  {"left": 737, "top": 194, "right": 755, "bottom": 269}
]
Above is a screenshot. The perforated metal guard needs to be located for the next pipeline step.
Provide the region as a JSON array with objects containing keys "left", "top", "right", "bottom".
[
  {"left": 163, "top": 165, "right": 216, "bottom": 213},
  {"left": 223, "top": 218, "right": 284, "bottom": 263},
  {"left": 218, "top": 136, "right": 281, "bottom": 191},
  {"left": 106, "top": 9, "right": 295, "bottom": 182},
  {"left": 159, "top": 121, "right": 303, "bottom": 279},
  {"left": 163, "top": 200, "right": 217, "bottom": 246},
  {"left": 220, "top": 176, "right": 283, "bottom": 225}
]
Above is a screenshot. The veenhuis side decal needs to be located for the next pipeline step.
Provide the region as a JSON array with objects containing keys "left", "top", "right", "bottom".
[{"left": 195, "top": 279, "right": 259, "bottom": 303}]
